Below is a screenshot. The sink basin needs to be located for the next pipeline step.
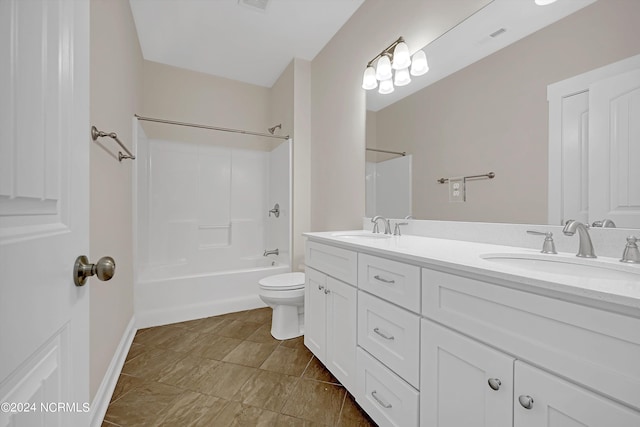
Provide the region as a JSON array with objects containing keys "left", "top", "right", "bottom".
[
  {"left": 331, "top": 231, "right": 392, "bottom": 240},
  {"left": 480, "top": 253, "right": 640, "bottom": 281}
]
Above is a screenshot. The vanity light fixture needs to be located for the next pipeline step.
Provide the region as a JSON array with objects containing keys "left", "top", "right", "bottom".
[{"left": 362, "top": 37, "right": 429, "bottom": 94}]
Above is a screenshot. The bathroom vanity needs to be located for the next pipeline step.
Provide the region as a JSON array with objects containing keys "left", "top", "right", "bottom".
[{"left": 303, "top": 231, "right": 640, "bottom": 427}]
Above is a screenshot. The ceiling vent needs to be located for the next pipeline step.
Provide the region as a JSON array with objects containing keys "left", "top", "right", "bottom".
[{"left": 238, "top": 0, "right": 269, "bottom": 12}]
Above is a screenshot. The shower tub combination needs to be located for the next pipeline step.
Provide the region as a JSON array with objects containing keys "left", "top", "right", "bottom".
[{"left": 133, "top": 118, "right": 292, "bottom": 328}]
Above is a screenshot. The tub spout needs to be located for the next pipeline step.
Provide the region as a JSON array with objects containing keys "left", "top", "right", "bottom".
[{"left": 264, "top": 249, "right": 279, "bottom": 256}]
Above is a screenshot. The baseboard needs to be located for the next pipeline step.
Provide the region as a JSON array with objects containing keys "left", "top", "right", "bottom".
[
  {"left": 90, "top": 316, "right": 137, "bottom": 427},
  {"left": 136, "top": 295, "right": 267, "bottom": 329}
]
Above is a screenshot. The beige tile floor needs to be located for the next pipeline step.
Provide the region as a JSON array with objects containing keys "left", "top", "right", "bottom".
[{"left": 102, "top": 307, "right": 377, "bottom": 426}]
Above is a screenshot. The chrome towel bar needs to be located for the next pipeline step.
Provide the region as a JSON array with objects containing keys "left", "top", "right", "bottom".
[
  {"left": 437, "top": 172, "right": 495, "bottom": 184},
  {"left": 91, "top": 126, "right": 135, "bottom": 161}
]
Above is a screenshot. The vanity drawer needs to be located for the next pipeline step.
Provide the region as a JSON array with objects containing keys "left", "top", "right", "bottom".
[
  {"left": 422, "top": 267, "right": 640, "bottom": 411},
  {"left": 356, "top": 348, "right": 419, "bottom": 427},
  {"left": 305, "top": 241, "right": 357, "bottom": 285},
  {"left": 358, "top": 253, "right": 421, "bottom": 313},
  {"left": 358, "top": 291, "right": 420, "bottom": 388}
]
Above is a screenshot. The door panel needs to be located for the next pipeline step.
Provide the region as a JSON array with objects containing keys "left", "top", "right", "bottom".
[
  {"left": 304, "top": 268, "right": 327, "bottom": 362},
  {"left": 589, "top": 68, "right": 640, "bottom": 227},
  {"left": 326, "top": 277, "right": 356, "bottom": 392},
  {"left": 421, "top": 319, "right": 514, "bottom": 427},
  {"left": 514, "top": 361, "right": 640, "bottom": 427},
  {"left": 560, "top": 91, "right": 589, "bottom": 225}
]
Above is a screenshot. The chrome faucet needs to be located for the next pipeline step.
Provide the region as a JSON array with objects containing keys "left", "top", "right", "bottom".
[
  {"left": 263, "top": 249, "right": 279, "bottom": 256},
  {"left": 371, "top": 216, "right": 391, "bottom": 234},
  {"left": 562, "top": 220, "right": 596, "bottom": 258}
]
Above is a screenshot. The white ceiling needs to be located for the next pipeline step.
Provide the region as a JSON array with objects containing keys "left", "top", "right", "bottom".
[
  {"left": 129, "top": 0, "right": 365, "bottom": 88},
  {"left": 129, "top": 0, "right": 596, "bottom": 110}
]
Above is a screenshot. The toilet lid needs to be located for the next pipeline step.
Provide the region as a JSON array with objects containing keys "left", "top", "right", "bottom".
[{"left": 259, "top": 272, "right": 305, "bottom": 291}]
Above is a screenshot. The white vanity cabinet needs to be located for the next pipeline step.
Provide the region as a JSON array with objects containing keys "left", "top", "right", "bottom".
[
  {"left": 421, "top": 267, "right": 640, "bottom": 427},
  {"left": 304, "top": 234, "right": 640, "bottom": 427},
  {"left": 304, "top": 242, "right": 358, "bottom": 392}
]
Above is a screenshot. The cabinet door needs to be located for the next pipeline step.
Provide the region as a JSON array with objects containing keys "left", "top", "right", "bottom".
[
  {"left": 421, "top": 320, "right": 514, "bottom": 427},
  {"left": 326, "top": 276, "right": 357, "bottom": 392},
  {"left": 304, "top": 267, "right": 327, "bottom": 362},
  {"left": 514, "top": 361, "right": 640, "bottom": 427}
]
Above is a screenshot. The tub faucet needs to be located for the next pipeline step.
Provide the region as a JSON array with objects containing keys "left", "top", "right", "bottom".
[
  {"left": 263, "top": 249, "right": 279, "bottom": 256},
  {"left": 562, "top": 220, "right": 596, "bottom": 258},
  {"left": 371, "top": 216, "right": 391, "bottom": 234}
]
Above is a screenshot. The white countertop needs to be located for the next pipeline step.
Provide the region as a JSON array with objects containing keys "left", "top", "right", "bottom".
[{"left": 304, "top": 230, "right": 640, "bottom": 312}]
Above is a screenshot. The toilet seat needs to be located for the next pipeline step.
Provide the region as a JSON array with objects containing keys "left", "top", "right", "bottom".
[{"left": 258, "top": 272, "right": 305, "bottom": 291}]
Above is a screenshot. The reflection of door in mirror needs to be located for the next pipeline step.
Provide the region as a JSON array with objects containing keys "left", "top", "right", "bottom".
[
  {"left": 548, "top": 55, "right": 640, "bottom": 229},
  {"left": 366, "top": 155, "right": 412, "bottom": 218}
]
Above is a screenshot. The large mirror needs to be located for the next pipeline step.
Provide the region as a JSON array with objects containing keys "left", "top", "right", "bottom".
[{"left": 365, "top": 0, "right": 640, "bottom": 228}]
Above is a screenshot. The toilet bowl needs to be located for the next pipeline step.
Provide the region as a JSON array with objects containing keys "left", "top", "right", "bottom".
[{"left": 258, "top": 272, "right": 305, "bottom": 340}]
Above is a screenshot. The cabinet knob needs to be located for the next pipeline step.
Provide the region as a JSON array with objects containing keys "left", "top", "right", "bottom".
[
  {"left": 318, "top": 284, "right": 324, "bottom": 291},
  {"left": 324, "top": 288, "right": 330, "bottom": 294},
  {"left": 487, "top": 378, "right": 501, "bottom": 391},
  {"left": 518, "top": 395, "right": 534, "bottom": 410}
]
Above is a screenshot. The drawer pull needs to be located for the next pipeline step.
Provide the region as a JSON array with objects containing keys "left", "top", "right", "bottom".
[
  {"left": 518, "top": 395, "right": 534, "bottom": 410},
  {"left": 374, "top": 275, "right": 395, "bottom": 284},
  {"left": 373, "top": 327, "right": 395, "bottom": 340},
  {"left": 487, "top": 378, "right": 501, "bottom": 391},
  {"left": 371, "top": 390, "right": 392, "bottom": 409}
]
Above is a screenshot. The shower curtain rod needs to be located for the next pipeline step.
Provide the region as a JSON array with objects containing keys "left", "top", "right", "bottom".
[
  {"left": 366, "top": 148, "right": 406, "bottom": 156},
  {"left": 135, "top": 115, "right": 290, "bottom": 140}
]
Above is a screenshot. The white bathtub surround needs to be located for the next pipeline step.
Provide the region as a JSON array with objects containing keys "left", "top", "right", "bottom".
[
  {"left": 134, "top": 125, "right": 292, "bottom": 328},
  {"left": 363, "top": 218, "right": 638, "bottom": 260},
  {"left": 304, "top": 231, "right": 640, "bottom": 426}
]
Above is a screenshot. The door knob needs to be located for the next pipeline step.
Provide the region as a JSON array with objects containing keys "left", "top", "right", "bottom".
[{"left": 74, "top": 255, "right": 116, "bottom": 286}]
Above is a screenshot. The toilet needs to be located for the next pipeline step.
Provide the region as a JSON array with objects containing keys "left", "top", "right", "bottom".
[{"left": 258, "top": 272, "right": 305, "bottom": 340}]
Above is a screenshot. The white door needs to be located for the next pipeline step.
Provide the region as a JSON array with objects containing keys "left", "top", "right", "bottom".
[
  {"left": 589, "top": 68, "right": 640, "bottom": 228},
  {"left": 514, "top": 361, "right": 640, "bottom": 427},
  {"left": 548, "top": 55, "right": 640, "bottom": 227},
  {"left": 421, "top": 319, "right": 514, "bottom": 427},
  {"left": 0, "top": 1, "right": 90, "bottom": 426}
]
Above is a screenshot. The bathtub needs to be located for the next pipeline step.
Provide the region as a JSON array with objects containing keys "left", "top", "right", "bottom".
[{"left": 135, "top": 258, "right": 290, "bottom": 328}]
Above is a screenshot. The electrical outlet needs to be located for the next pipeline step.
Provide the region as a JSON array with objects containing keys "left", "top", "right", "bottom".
[{"left": 449, "top": 177, "right": 465, "bottom": 202}]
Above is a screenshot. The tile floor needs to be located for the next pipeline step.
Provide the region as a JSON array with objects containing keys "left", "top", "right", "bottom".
[{"left": 102, "top": 307, "right": 377, "bottom": 426}]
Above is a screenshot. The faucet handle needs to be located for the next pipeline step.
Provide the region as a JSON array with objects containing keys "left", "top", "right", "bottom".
[
  {"left": 393, "top": 222, "right": 409, "bottom": 236},
  {"left": 621, "top": 236, "right": 640, "bottom": 264},
  {"left": 592, "top": 219, "right": 616, "bottom": 228},
  {"left": 527, "top": 230, "right": 557, "bottom": 254}
]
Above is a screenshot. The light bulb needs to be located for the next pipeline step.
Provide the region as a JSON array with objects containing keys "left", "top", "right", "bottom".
[
  {"left": 375, "top": 54, "right": 393, "bottom": 81},
  {"left": 392, "top": 42, "right": 411, "bottom": 70},
  {"left": 362, "top": 66, "right": 377, "bottom": 90},
  {"left": 378, "top": 78, "right": 394, "bottom": 95},
  {"left": 394, "top": 67, "right": 411, "bottom": 87},
  {"left": 410, "top": 50, "right": 429, "bottom": 76},
  {"left": 535, "top": 0, "right": 557, "bottom": 5}
]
